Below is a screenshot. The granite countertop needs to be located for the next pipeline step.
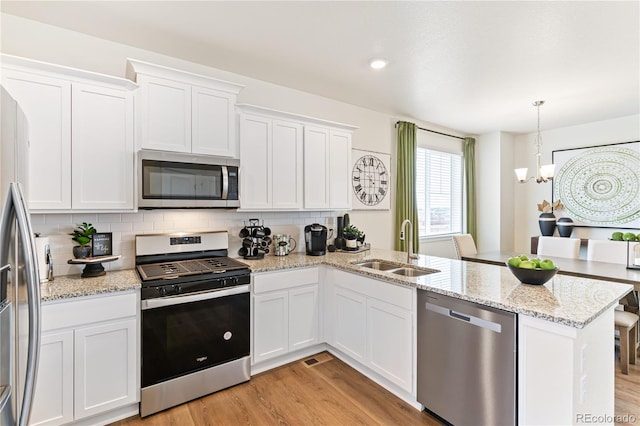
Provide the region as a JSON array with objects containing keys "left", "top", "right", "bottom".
[
  {"left": 241, "top": 248, "right": 634, "bottom": 329},
  {"left": 40, "top": 269, "right": 141, "bottom": 302},
  {"left": 43, "top": 248, "right": 633, "bottom": 329}
]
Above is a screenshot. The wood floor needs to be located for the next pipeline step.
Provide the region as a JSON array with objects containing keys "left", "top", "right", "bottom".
[{"left": 112, "top": 351, "right": 639, "bottom": 426}]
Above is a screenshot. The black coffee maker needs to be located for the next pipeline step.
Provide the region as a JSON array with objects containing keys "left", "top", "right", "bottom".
[{"left": 304, "top": 223, "right": 327, "bottom": 256}]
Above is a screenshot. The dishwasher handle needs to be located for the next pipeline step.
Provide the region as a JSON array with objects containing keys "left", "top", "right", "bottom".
[
  {"left": 449, "top": 310, "right": 470, "bottom": 322},
  {"left": 425, "top": 301, "right": 502, "bottom": 333}
]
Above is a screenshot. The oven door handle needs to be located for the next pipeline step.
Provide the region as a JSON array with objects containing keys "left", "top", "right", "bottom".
[{"left": 141, "top": 284, "right": 250, "bottom": 310}]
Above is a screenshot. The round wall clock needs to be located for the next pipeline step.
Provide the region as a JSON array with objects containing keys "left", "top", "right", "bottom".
[{"left": 352, "top": 153, "right": 389, "bottom": 207}]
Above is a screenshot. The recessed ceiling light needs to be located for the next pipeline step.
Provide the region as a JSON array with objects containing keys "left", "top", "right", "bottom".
[{"left": 369, "top": 59, "right": 388, "bottom": 70}]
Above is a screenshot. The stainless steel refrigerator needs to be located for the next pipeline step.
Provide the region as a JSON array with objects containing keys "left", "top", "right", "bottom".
[{"left": 0, "top": 87, "right": 41, "bottom": 426}]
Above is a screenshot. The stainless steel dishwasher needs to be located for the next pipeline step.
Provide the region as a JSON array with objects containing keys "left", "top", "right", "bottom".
[{"left": 417, "top": 290, "right": 517, "bottom": 426}]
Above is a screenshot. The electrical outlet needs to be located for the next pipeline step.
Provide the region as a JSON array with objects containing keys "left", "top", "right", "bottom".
[{"left": 400, "top": 230, "right": 405, "bottom": 240}]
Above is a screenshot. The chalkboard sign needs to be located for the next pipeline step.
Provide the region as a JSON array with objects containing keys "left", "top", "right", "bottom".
[{"left": 91, "top": 232, "right": 113, "bottom": 257}]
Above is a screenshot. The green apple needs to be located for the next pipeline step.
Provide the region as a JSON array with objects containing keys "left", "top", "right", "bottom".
[
  {"left": 623, "top": 232, "right": 637, "bottom": 241},
  {"left": 507, "top": 257, "right": 521, "bottom": 267},
  {"left": 539, "top": 259, "right": 555, "bottom": 270},
  {"left": 531, "top": 258, "right": 542, "bottom": 269},
  {"left": 611, "top": 232, "right": 623, "bottom": 241},
  {"left": 519, "top": 260, "right": 535, "bottom": 269},
  {"left": 519, "top": 254, "right": 529, "bottom": 261}
]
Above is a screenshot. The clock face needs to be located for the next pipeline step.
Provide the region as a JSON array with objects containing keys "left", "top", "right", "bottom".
[{"left": 352, "top": 155, "right": 389, "bottom": 206}]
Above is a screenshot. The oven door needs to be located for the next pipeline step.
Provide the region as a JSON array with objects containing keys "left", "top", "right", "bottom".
[{"left": 141, "top": 285, "right": 250, "bottom": 388}]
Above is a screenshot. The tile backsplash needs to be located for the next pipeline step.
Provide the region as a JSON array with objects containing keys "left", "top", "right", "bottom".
[{"left": 32, "top": 210, "right": 339, "bottom": 277}]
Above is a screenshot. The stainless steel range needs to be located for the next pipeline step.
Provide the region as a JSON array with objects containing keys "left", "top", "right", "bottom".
[{"left": 136, "top": 231, "right": 251, "bottom": 418}]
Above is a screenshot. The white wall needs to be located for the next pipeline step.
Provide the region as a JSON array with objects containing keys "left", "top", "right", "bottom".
[{"left": 512, "top": 114, "right": 640, "bottom": 253}]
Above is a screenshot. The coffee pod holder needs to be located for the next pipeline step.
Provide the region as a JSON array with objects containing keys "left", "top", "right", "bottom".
[{"left": 238, "top": 218, "right": 271, "bottom": 260}]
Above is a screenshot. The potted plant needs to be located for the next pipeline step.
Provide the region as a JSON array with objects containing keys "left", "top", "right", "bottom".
[
  {"left": 537, "top": 199, "right": 563, "bottom": 237},
  {"left": 342, "top": 224, "right": 363, "bottom": 249},
  {"left": 70, "top": 222, "right": 96, "bottom": 258}
]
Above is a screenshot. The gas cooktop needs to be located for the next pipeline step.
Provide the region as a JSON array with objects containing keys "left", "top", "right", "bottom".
[{"left": 136, "top": 256, "right": 249, "bottom": 282}]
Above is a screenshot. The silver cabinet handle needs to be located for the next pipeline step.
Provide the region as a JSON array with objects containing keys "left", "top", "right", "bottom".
[{"left": 0, "top": 264, "right": 10, "bottom": 273}]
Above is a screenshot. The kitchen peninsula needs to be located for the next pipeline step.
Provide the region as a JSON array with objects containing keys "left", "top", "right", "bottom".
[
  {"left": 37, "top": 249, "right": 631, "bottom": 425},
  {"left": 245, "top": 248, "right": 633, "bottom": 426}
]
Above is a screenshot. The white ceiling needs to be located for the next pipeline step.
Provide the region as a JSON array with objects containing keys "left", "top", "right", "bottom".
[{"left": 2, "top": 1, "right": 639, "bottom": 135}]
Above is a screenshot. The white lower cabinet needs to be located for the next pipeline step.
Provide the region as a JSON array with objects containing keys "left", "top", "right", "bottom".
[
  {"left": 252, "top": 268, "right": 319, "bottom": 365},
  {"left": 331, "top": 269, "right": 415, "bottom": 394},
  {"left": 29, "top": 331, "right": 74, "bottom": 425},
  {"left": 333, "top": 286, "right": 366, "bottom": 362},
  {"left": 30, "top": 291, "right": 139, "bottom": 426}
]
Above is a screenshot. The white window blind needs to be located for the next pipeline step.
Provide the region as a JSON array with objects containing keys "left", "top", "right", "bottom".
[{"left": 416, "top": 146, "right": 463, "bottom": 236}]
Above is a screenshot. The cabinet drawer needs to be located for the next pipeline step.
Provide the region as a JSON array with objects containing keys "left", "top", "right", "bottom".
[
  {"left": 332, "top": 269, "right": 413, "bottom": 310},
  {"left": 42, "top": 291, "right": 137, "bottom": 332},
  {"left": 253, "top": 267, "right": 319, "bottom": 294}
]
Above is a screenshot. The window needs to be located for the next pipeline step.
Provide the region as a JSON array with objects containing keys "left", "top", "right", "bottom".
[{"left": 416, "top": 147, "right": 463, "bottom": 237}]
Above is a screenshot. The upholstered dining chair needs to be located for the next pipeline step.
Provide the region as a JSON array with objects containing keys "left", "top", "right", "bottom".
[
  {"left": 452, "top": 234, "right": 478, "bottom": 259},
  {"left": 536, "top": 236, "right": 581, "bottom": 259},
  {"left": 586, "top": 239, "right": 629, "bottom": 265},
  {"left": 587, "top": 239, "right": 640, "bottom": 372}
]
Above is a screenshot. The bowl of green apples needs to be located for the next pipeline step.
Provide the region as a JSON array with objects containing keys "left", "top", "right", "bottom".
[{"left": 506, "top": 255, "right": 558, "bottom": 285}]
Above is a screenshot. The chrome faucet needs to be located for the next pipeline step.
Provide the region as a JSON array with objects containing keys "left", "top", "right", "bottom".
[{"left": 400, "top": 219, "right": 419, "bottom": 263}]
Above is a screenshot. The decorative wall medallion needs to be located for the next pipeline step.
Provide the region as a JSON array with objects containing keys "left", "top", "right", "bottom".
[
  {"left": 350, "top": 149, "right": 391, "bottom": 210},
  {"left": 552, "top": 141, "right": 640, "bottom": 228}
]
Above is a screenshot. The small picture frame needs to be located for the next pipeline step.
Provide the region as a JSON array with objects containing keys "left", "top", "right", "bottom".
[{"left": 91, "top": 232, "right": 113, "bottom": 257}]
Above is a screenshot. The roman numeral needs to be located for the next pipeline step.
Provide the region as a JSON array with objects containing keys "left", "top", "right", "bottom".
[
  {"left": 354, "top": 184, "right": 363, "bottom": 192},
  {"left": 360, "top": 192, "right": 367, "bottom": 201},
  {"left": 352, "top": 176, "right": 360, "bottom": 181},
  {"left": 378, "top": 188, "right": 386, "bottom": 195}
]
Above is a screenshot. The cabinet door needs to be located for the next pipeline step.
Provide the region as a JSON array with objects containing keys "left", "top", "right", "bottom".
[
  {"left": 74, "top": 318, "right": 137, "bottom": 420},
  {"left": 303, "top": 126, "right": 330, "bottom": 209},
  {"left": 138, "top": 74, "right": 191, "bottom": 152},
  {"left": 239, "top": 114, "right": 271, "bottom": 209},
  {"left": 367, "top": 298, "right": 413, "bottom": 393},
  {"left": 192, "top": 86, "right": 236, "bottom": 157},
  {"left": 329, "top": 130, "right": 351, "bottom": 209},
  {"left": 71, "top": 84, "right": 134, "bottom": 210},
  {"left": 29, "top": 331, "right": 74, "bottom": 426},
  {"left": 333, "top": 286, "right": 366, "bottom": 362},
  {"left": 272, "top": 119, "right": 303, "bottom": 209},
  {"left": 289, "top": 285, "right": 319, "bottom": 351},
  {"left": 2, "top": 70, "right": 72, "bottom": 210},
  {"left": 253, "top": 291, "right": 289, "bottom": 363}
]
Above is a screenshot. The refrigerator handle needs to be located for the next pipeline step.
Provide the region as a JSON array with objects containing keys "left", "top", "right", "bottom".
[{"left": 10, "top": 183, "right": 41, "bottom": 426}]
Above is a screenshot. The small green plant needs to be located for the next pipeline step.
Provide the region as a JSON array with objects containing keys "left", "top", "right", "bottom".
[
  {"left": 343, "top": 224, "right": 363, "bottom": 240},
  {"left": 70, "top": 222, "right": 96, "bottom": 247}
]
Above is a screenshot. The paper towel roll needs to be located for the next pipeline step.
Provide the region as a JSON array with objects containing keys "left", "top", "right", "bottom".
[{"left": 34, "top": 236, "right": 50, "bottom": 282}]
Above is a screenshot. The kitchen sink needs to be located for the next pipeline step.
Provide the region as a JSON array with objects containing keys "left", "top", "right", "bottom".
[
  {"left": 353, "top": 260, "right": 402, "bottom": 271},
  {"left": 391, "top": 267, "right": 437, "bottom": 277},
  {"left": 353, "top": 259, "right": 440, "bottom": 277}
]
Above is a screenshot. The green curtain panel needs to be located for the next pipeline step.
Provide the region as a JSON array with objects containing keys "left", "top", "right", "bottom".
[
  {"left": 395, "top": 121, "right": 420, "bottom": 252},
  {"left": 464, "top": 137, "right": 477, "bottom": 242}
]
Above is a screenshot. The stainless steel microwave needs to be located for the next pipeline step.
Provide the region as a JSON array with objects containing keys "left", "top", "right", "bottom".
[{"left": 138, "top": 150, "right": 239, "bottom": 209}]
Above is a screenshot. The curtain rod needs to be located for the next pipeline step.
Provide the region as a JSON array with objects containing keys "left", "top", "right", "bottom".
[{"left": 395, "top": 121, "right": 465, "bottom": 140}]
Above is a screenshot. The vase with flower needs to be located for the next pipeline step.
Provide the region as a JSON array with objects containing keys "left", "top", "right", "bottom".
[{"left": 537, "top": 200, "right": 563, "bottom": 237}]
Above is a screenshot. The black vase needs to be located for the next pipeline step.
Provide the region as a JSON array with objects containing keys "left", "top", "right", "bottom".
[
  {"left": 556, "top": 217, "right": 574, "bottom": 238},
  {"left": 538, "top": 213, "right": 556, "bottom": 236}
]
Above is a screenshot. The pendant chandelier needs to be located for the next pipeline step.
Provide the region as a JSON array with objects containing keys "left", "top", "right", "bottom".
[{"left": 515, "top": 100, "right": 555, "bottom": 183}]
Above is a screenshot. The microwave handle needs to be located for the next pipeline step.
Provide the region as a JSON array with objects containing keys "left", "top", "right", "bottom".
[{"left": 221, "top": 166, "right": 228, "bottom": 200}]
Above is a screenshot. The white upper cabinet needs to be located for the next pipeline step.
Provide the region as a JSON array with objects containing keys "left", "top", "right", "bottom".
[
  {"left": 239, "top": 106, "right": 304, "bottom": 210},
  {"left": 1, "top": 54, "right": 137, "bottom": 212},
  {"left": 127, "top": 59, "right": 244, "bottom": 158},
  {"left": 238, "top": 104, "right": 355, "bottom": 211},
  {"left": 71, "top": 84, "right": 134, "bottom": 210},
  {"left": 2, "top": 69, "right": 72, "bottom": 210},
  {"left": 138, "top": 74, "right": 191, "bottom": 153}
]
